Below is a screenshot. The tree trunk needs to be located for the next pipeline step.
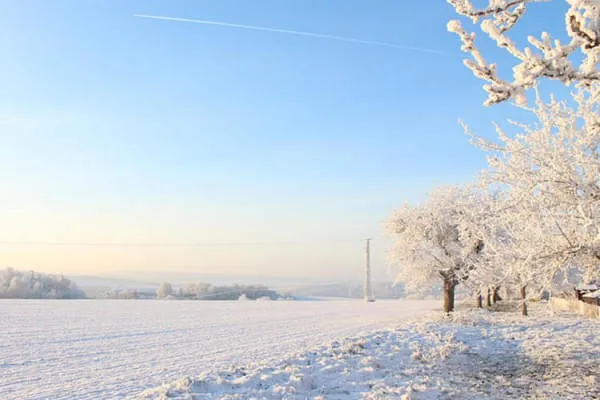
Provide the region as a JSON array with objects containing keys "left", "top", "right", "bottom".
[
  {"left": 486, "top": 287, "right": 492, "bottom": 307},
  {"left": 520, "top": 285, "right": 528, "bottom": 316},
  {"left": 493, "top": 286, "right": 501, "bottom": 303},
  {"left": 476, "top": 292, "right": 483, "bottom": 308},
  {"left": 443, "top": 278, "right": 456, "bottom": 313}
]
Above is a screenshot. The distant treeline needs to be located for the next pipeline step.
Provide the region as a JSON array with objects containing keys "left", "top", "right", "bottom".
[
  {"left": 156, "top": 282, "right": 286, "bottom": 300},
  {"left": 0, "top": 268, "right": 85, "bottom": 299},
  {"left": 101, "top": 282, "right": 287, "bottom": 300}
]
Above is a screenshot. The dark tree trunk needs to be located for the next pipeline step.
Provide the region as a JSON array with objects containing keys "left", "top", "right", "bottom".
[
  {"left": 520, "top": 285, "right": 528, "bottom": 316},
  {"left": 476, "top": 292, "right": 483, "bottom": 308},
  {"left": 486, "top": 287, "right": 492, "bottom": 307},
  {"left": 443, "top": 278, "right": 456, "bottom": 313},
  {"left": 493, "top": 286, "right": 501, "bottom": 303}
]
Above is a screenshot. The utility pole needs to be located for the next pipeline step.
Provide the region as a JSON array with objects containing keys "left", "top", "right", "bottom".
[{"left": 364, "top": 238, "right": 375, "bottom": 302}]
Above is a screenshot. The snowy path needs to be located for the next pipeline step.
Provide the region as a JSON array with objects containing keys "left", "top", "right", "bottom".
[{"left": 0, "top": 299, "right": 437, "bottom": 399}]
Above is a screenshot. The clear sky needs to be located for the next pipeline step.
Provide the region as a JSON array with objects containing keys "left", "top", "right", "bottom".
[{"left": 0, "top": 0, "right": 568, "bottom": 282}]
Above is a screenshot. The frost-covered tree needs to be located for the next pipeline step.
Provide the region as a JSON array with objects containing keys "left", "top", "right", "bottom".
[
  {"left": 492, "top": 197, "right": 561, "bottom": 314},
  {"left": 457, "top": 186, "right": 554, "bottom": 314},
  {"left": 448, "top": 0, "right": 600, "bottom": 105},
  {"left": 455, "top": 188, "right": 513, "bottom": 307},
  {"left": 388, "top": 186, "right": 483, "bottom": 312},
  {"left": 467, "top": 90, "right": 600, "bottom": 276},
  {"left": 0, "top": 268, "right": 85, "bottom": 299},
  {"left": 184, "top": 282, "right": 212, "bottom": 298},
  {"left": 446, "top": 0, "right": 600, "bottom": 314},
  {"left": 156, "top": 282, "right": 173, "bottom": 299},
  {"left": 459, "top": 89, "right": 600, "bottom": 313}
]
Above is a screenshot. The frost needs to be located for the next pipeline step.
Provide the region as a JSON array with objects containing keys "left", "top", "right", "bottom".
[
  {"left": 0, "top": 267, "right": 85, "bottom": 299},
  {"left": 448, "top": 0, "right": 600, "bottom": 105},
  {"left": 388, "top": 186, "right": 484, "bottom": 312}
]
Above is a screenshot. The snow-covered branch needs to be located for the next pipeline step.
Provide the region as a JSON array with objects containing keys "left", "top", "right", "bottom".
[
  {"left": 467, "top": 88, "right": 600, "bottom": 284},
  {"left": 448, "top": 0, "right": 600, "bottom": 105}
]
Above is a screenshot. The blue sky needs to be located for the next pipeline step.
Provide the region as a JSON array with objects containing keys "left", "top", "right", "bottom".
[{"left": 0, "top": 0, "right": 568, "bottom": 282}]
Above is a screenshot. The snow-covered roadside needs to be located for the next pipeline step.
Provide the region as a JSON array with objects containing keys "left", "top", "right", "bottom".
[{"left": 133, "top": 304, "right": 600, "bottom": 400}]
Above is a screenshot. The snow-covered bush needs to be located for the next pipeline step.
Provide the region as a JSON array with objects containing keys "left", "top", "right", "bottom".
[
  {"left": 104, "top": 288, "right": 140, "bottom": 299},
  {"left": 256, "top": 296, "right": 273, "bottom": 301},
  {"left": 0, "top": 268, "right": 85, "bottom": 299}
]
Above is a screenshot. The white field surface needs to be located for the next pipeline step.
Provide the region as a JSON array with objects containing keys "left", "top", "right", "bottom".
[
  {"left": 0, "top": 299, "right": 438, "bottom": 400},
  {"left": 138, "top": 303, "right": 600, "bottom": 400}
]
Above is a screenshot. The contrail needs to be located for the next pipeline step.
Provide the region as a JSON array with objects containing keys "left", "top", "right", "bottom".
[{"left": 133, "top": 14, "right": 444, "bottom": 55}]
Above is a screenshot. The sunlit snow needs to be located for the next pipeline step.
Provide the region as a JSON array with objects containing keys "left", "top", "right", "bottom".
[{"left": 1, "top": 299, "right": 437, "bottom": 399}]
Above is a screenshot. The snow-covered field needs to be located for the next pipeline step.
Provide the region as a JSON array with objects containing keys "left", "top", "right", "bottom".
[
  {"left": 0, "top": 299, "right": 438, "bottom": 400},
  {"left": 137, "top": 304, "right": 600, "bottom": 400}
]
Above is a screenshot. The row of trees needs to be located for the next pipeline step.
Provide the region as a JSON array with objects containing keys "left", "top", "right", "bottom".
[
  {"left": 156, "top": 282, "right": 282, "bottom": 300},
  {"left": 389, "top": 0, "right": 600, "bottom": 314},
  {"left": 0, "top": 268, "right": 85, "bottom": 299}
]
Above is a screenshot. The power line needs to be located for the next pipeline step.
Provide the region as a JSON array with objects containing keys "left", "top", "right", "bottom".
[{"left": 0, "top": 239, "right": 364, "bottom": 248}]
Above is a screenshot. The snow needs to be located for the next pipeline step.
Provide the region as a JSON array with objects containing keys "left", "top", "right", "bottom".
[
  {"left": 577, "top": 284, "right": 599, "bottom": 291},
  {"left": 134, "top": 303, "right": 600, "bottom": 400},
  {"left": 582, "top": 289, "right": 600, "bottom": 298},
  {"left": 448, "top": 0, "right": 600, "bottom": 105},
  {"left": 0, "top": 268, "right": 84, "bottom": 299},
  {"left": 0, "top": 299, "right": 437, "bottom": 400},
  {"left": 4, "top": 300, "right": 598, "bottom": 399}
]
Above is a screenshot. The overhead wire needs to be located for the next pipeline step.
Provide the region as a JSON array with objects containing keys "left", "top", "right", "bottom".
[{"left": 0, "top": 239, "right": 367, "bottom": 247}]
